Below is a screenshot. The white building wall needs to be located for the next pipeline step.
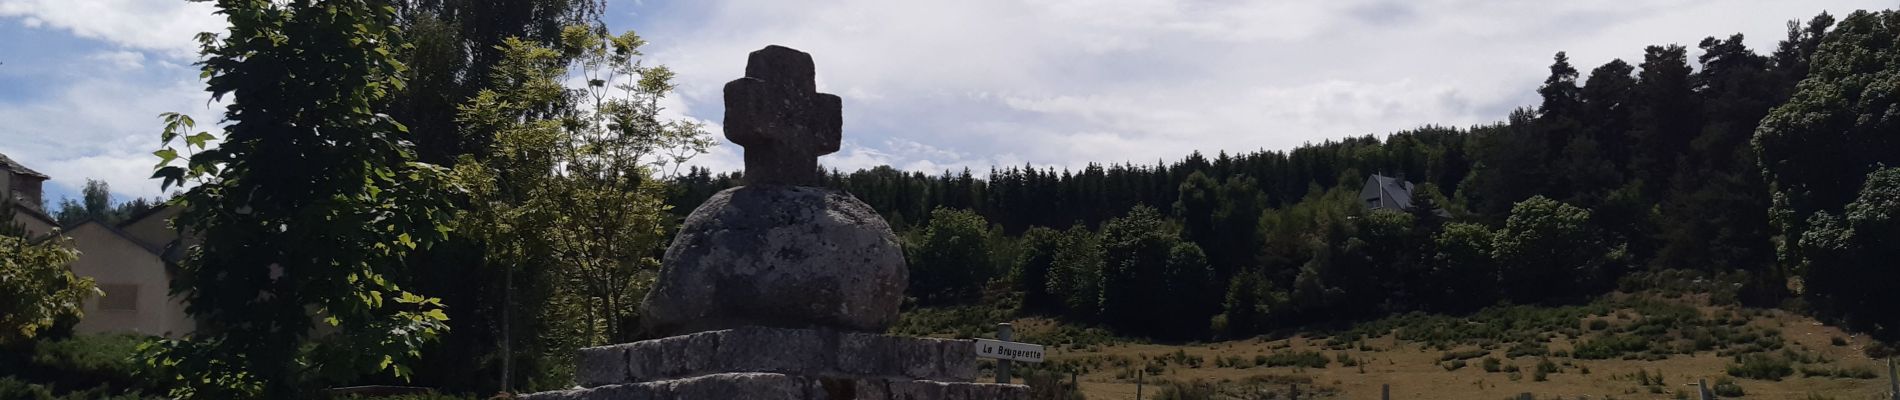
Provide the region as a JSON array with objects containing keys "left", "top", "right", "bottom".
[{"left": 66, "top": 223, "right": 194, "bottom": 338}]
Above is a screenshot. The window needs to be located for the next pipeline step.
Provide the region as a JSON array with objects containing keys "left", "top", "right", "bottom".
[{"left": 99, "top": 284, "right": 138, "bottom": 311}]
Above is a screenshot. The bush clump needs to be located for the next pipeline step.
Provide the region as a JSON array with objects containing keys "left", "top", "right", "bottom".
[
  {"left": 1256, "top": 351, "right": 1329, "bottom": 368},
  {"left": 1710, "top": 376, "right": 1745, "bottom": 397},
  {"left": 1481, "top": 357, "right": 1503, "bottom": 372},
  {"left": 1726, "top": 354, "right": 1793, "bottom": 380},
  {"left": 1573, "top": 334, "right": 1650, "bottom": 359}
]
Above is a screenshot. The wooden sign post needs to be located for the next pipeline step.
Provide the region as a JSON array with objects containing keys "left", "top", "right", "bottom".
[{"left": 975, "top": 323, "right": 1045, "bottom": 384}]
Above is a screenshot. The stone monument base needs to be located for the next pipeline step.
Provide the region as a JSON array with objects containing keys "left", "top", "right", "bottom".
[{"left": 522, "top": 326, "right": 1027, "bottom": 400}]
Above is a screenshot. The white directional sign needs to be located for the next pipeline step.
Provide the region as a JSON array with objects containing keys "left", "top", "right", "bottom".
[{"left": 973, "top": 338, "right": 1045, "bottom": 363}]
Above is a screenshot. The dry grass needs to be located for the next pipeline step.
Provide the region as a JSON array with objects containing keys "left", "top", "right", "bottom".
[{"left": 991, "top": 299, "right": 1894, "bottom": 400}]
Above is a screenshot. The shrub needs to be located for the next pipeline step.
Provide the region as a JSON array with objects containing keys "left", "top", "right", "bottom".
[
  {"left": 1710, "top": 377, "right": 1744, "bottom": 397},
  {"left": 1535, "top": 358, "right": 1559, "bottom": 375},
  {"left": 1481, "top": 357, "right": 1502, "bottom": 372},
  {"left": 1336, "top": 352, "right": 1362, "bottom": 367},
  {"left": 1257, "top": 351, "right": 1329, "bottom": 368},
  {"left": 0, "top": 334, "right": 155, "bottom": 398},
  {"left": 1725, "top": 354, "right": 1793, "bottom": 380},
  {"left": 1024, "top": 369, "right": 1085, "bottom": 400},
  {"left": 1506, "top": 342, "right": 1549, "bottom": 358},
  {"left": 1443, "top": 360, "right": 1467, "bottom": 371},
  {"left": 1802, "top": 365, "right": 1880, "bottom": 379},
  {"left": 1587, "top": 319, "right": 1611, "bottom": 331},
  {"left": 1573, "top": 334, "right": 1649, "bottom": 359},
  {"left": 1837, "top": 366, "right": 1879, "bottom": 379},
  {"left": 1155, "top": 381, "right": 1217, "bottom": 400},
  {"left": 1440, "top": 349, "right": 1488, "bottom": 361}
]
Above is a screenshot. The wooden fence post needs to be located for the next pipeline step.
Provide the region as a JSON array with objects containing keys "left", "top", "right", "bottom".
[
  {"left": 1381, "top": 383, "right": 1389, "bottom": 400},
  {"left": 1135, "top": 369, "right": 1142, "bottom": 400},
  {"left": 1888, "top": 358, "right": 1897, "bottom": 400}
]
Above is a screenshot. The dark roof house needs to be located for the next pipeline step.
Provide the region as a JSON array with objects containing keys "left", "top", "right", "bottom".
[
  {"left": 1358, "top": 173, "right": 1452, "bottom": 217},
  {"left": 1359, "top": 173, "right": 1417, "bottom": 211}
]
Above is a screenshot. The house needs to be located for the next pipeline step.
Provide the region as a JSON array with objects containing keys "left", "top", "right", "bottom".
[
  {"left": 66, "top": 206, "right": 197, "bottom": 337},
  {"left": 1360, "top": 173, "right": 1449, "bottom": 216},
  {"left": 0, "top": 153, "right": 57, "bottom": 237},
  {"left": 1360, "top": 173, "right": 1418, "bottom": 211},
  {"left": 0, "top": 152, "right": 196, "bottom": 337}
]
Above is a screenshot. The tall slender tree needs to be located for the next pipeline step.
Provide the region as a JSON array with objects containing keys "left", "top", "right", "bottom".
[{"left": 142, "top": 0, "right": 455, "bottom": 397}]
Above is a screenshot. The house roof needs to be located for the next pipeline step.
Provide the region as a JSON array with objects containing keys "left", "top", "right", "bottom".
[
  {"left": 67, "top": 219, "right": 166, "bottom": 257},
  {"left": 0, "top": 153, "right": 48, "bottom": 179},
  {"left": 1365, "top": 174, "right": 1417, "bottom": 210},
  {"left": 117, "top": 203, "right": 174, "bottom": 229},
  {"left": 11, "top": 199, "right": 56, "bottom": 226}
]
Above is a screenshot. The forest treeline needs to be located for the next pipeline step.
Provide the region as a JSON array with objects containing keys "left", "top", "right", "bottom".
[{"left": 666, "top": 11, "right": 1900, "bottom": 344}]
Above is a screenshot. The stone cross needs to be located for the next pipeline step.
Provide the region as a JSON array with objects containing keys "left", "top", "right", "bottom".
[{"left": 724, "top": 45, "right": 842, "bottom": 186}]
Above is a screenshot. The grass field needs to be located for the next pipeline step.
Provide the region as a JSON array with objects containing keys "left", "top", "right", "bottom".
[{"left": 968, "top": 294, "right": 1896, "bottom": 400}]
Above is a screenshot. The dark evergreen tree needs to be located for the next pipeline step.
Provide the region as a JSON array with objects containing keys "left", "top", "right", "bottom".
[{"left": 1628, "top": 45, "right": 1700, "bottom": 199}]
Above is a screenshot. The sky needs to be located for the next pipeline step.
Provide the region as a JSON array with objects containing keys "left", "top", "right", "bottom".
[{"left": 0, "top": 0, "right": 1891, "bottom": 204}]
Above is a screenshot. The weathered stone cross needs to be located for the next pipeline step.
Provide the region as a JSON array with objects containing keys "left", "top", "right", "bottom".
[{"left": 724, "top": 45, "right": 842, "bottom": 186}]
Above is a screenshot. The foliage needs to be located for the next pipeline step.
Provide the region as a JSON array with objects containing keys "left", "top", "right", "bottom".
[
  {"left": 1153, "top": 381, "right": 1217, "bottom": 400},
  {"left": 1428, "top": 222, "right": 1497, "bottom": 311},
  {"left": 1725, "top": 353, "right": 1793, "bottom": 380},
  {"left": 1492, "top": 196, "right": 1618, "bottom": 303},
  {"left": 0, "top": 218, "right": 92, "bottom": 343},
  {"left": 389, "top": 0, "right": 610, "bottom": 394},
  {"left": 1021, "top": 368, "right": 1084, "bottom": 400},
  {"left": 390, "top": 0, "right": 602, "bottom": 165},
  {"left": 437, "top": 34, "right": 574, "bottom": 393},
  {"left": 1012, "top": 227, "right": 1062, "bottom": 312},
  {"left": 1097, "top": 205, "right": 1213, "bottom": 339},
  {"left": 0, "top": 376, "right": 151, "bottom": 400},
  {"left": 1174, "top": 172, "right": 1265, "bottom": 281},
  {"left": 0, "top": 334, "right": 156, "bottom": 399},
  {"left": 428, "top": 23, "right": 710, "bottom": 393},
  {"left": 1215, "top": 267, "right": 1274, "bottom": 338},
  {"left": 1045, "top": 225, "right": 1103, "bottom": 319},
  {"left": 142, "top": 0, "right": 455, "bottom": 397},
  {"left": 1254, "top": 351, "right": 1330, "bottom": 368},
  {"left": 908, "top": 208, "right": 1000, "bottom": 304},
  {"left": 533, "top": 26, "right": 710, "bottom": 346},
  {"left": 1755, "top": 10, "right": 1900, "bottom": 340},
  {"left": 51, "top": 180, "right": 163, "bottom": 227},
  {"left": 29, "top": 334, "right": 147, "bottom": 384},
  {"left": 1710, "top": 376, "right": 1745, "bottom": 397}
]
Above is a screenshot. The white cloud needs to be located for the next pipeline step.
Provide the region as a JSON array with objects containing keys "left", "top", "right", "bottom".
[
  {"left": 0, "top": 0, "right": 223, "bottom": 59},
  {"left": 0, "top": 64, "right": 217, "bottom": 200},
  {"left": 87, "top": 50, "right": 145, "bottom": 70}
]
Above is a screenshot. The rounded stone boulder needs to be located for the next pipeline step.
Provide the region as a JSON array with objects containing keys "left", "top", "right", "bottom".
[{"left": 641, "top": 185, "right": 907, "bottom": 337}]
